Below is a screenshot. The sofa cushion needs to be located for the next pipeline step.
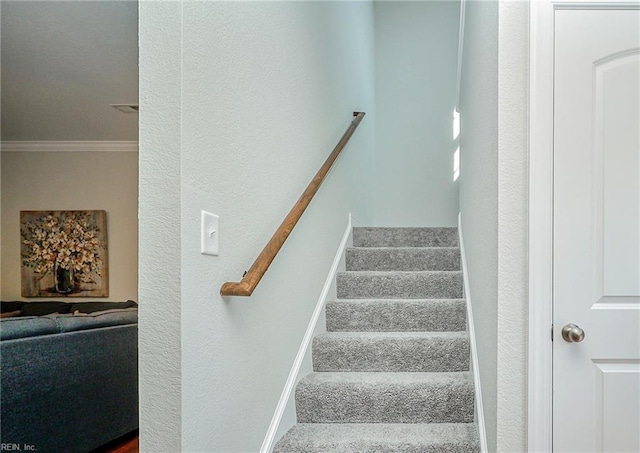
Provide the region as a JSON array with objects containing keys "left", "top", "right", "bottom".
[
  {"left": 49, "top": 308, "right": 138, "bottom": 333},
  {"left": 68, "top": 300, "right": 138, "bottom": 314},
  {"left": 0, "top": 316, "right": 59, "bottom": 341},
  {"left": 19, "top": 301, "right": 72, "bottom": 316},
  {"left": 1, "top": 317, "right": 139, "bottom": 452}
]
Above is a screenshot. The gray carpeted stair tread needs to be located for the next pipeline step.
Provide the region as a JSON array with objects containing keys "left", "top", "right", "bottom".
[
  {"left": 353, "top": 227, "right": 459, "bottom": 248},
  {"left": 346, "top": 247, "right": 461, "bottom": 271},
  {"left": 273, "top": 423, "right": 480, "bottom": 453},
  {"left": 273, "top": 226, "right": 478, "bottom": 450},
  {"left": 312, "top": 331, "right": 469, "bottom": 372},
  {"left": 295, "top": 372, "right": 474, "bottom": 423},
  {"left": 337, "top": 271, "right": 463, "bottom": 299},
  {"left": 326, "top": 299, "right": 467, "bottom": 332}
]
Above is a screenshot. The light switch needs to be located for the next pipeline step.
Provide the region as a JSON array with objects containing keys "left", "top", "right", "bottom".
[{"left": 201, "top": 211, "right": 219, "bottom": 256}]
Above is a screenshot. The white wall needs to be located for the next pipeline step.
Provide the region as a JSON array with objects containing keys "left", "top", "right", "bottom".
[
  {"left": 139, "top": 2, "right": 531, "bottom": 451},
  {"left": 497, "top": 1, "right": 529, "bottom": 451},
  {"left": 138, "top": 2, "right": 183, "bottom": 451},
  {"left": 140, "top": 2, "right": 376, "bottom": 451},
  {"left": 460, "top": 2, "right": 530, "bottom": 450},
  {"left": 458, "top": 1, "right": 498, "bottom": 450},
  {"left": 373, "top": 1, "right": 460, "bottom": 227},
  {"left": 0, "top": 151, "right": 138, "bottom": 302}
]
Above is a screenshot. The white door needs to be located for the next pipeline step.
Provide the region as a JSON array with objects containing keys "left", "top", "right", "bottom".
[{"left": 554, "top": 8, "right": 640, "bottom": 453}]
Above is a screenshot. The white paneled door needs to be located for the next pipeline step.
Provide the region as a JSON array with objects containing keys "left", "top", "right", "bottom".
[{"left": 554, "top": 8, "right": 640, "bottom": 453}]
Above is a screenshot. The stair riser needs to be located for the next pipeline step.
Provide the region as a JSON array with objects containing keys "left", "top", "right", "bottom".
[
  {"left": 326, "top": 300, "right": 467, "bottom": 332},
  {"left": 312, "top": 336, "right": 470, "bottom": 372},
  {"left": 296, "top": 379, "right": 474, "bottom": 423},
  {"left": 346, "top": 248, "right": 460, "bottom": 272},
  {"left": 353, "top": 228, "right": 459, "bottom": 248},
  {"left": 337, "top": 272, "right": 463, "bottom": 299}
]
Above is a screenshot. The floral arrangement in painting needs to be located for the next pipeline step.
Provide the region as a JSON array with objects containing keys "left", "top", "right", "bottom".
[{"left": 20, "top": 211, "right": 109, "bottom": 297}]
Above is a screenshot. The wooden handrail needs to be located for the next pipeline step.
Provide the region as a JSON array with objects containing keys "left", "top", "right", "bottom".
[{"left": 220, "top": 111, "right": 366, "bottom": 296}]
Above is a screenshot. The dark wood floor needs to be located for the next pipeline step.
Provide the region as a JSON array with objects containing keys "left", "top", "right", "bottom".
[{"left": 91, "top": 430, "right": 139, "bottom": 453}]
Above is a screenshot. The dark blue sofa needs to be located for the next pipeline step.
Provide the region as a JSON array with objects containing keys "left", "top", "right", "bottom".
[{"left": 0, "top": 302, "right": 138, "bottom": 452}]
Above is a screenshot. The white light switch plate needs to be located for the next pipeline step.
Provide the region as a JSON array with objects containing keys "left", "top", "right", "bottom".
[{"left": 201, "top": 211, "right": 219, "bottom": 256}]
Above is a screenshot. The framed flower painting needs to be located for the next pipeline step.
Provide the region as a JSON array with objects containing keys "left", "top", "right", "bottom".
[{"left": 20, "top": 210, "right": 109, "bottom": 297}]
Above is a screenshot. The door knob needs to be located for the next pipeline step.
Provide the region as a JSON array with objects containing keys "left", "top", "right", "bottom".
[{"left": 562, "top": 323, "right": 585, "bottom": 343}]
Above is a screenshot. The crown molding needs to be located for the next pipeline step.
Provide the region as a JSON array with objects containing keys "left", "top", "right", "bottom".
[{"left": 0, "top": 141, "right": 139, "bottom": 152}]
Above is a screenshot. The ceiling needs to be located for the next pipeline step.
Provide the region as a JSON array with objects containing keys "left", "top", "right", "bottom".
[{"left": 1, "top": 1, "right": 138, "bottom": 141}]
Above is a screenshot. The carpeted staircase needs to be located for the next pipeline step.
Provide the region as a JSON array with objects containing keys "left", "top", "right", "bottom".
[{"left": 273, "top": 227, "right": 480, "bottom": 452}]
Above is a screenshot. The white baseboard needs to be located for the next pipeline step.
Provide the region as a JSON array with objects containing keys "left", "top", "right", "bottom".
[
  {"left": 260, "top": 213, "right": 353, "bottom": 453},
  {"left": 458, "top": 213, "right": 488, "bottom": 453}
]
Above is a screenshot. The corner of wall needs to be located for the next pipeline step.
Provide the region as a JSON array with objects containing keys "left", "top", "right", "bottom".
[
  {"left": 138, "top": 1, "right": 183, "bottom": 451},
  {"left": 457, "top": 0, "right": 499, "bottom": 449},
  {"left": 497, "top": 1, "right": 529, "bottom": 451}
]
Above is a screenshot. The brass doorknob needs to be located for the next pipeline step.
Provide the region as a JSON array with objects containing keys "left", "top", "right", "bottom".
[{"left": 562, "top": 323, "right": 585, "bottom": 343}]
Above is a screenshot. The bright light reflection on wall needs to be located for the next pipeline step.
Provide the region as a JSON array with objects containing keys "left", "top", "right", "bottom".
[
  {"left": 453, "top": 109, "right": 460, "bottom": 181},
  {"left": 453, "top": 109, "right": 460, "bottom": 140},
  {"left": 454, "top": 147, "right": 460, "bottom": 181}
]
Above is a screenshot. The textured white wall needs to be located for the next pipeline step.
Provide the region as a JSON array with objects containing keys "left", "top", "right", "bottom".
[
  {"left": 139, "top": 2, "right": 528, "bottom": 451},
  {"left": 373, "top": 1, "right": 460, "bottom": 227},
  {"left": 138, "top": 2, "right": 183, "bottom": 451},
  {"left": 180, "top": 4, "right": 374, "bottom": 450},
  {"left": 458, "top": 1, "right": 498, "bottom": 450},
  {"left": 497, "top": 1, "right": 529, "bottom": 451},
  {"left": 140, "top": 2, "right": 376, "bottom": 451},
  {"left": 0, "top": 151, "right": 138, "bottom": 302}
]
